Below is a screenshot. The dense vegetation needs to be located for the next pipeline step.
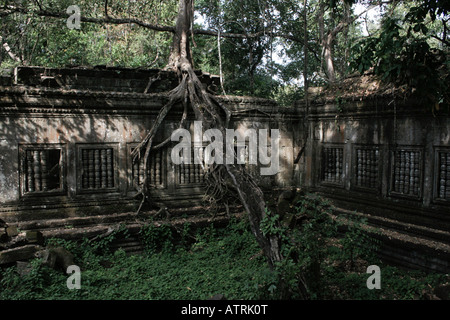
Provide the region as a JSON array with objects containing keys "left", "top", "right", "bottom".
[
  {"left": 1, "top": 1, "right": 448, "bottom": 106},
  {"left": 1, "top": 194, "right": 447, "bottom": 300}
]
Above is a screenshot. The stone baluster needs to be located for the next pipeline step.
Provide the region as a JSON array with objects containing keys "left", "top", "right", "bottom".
[
  {"left": 40, "top": 150, "right": 48, "bottom": 191},
  {"left": 405, "top": 151, "right": 411, "bottom": 195},
  {"left": 413, "top": 152, "right": 420, "bottom": 195},
  {"left": 439, "top": 152, "right": 446, "bottom": 199},
  {"left": 357, "top": 149, "right": 362, "bottom": 186},
  {"left": 333, "top": 149, "right": 337, "bottom": 182},
  {"left": 88, "top": 150, "right": 94, "bottom": 188},
  {"left": 328, "top": 149, "right": 332, "bottom": 182},
  {"left": 106, "top": 149, "right": 113, "bottom": 188},
  {"left": 101, "top": 149, "right": 107, "bottom": 188},
  {"left": 445, "top": 153, "right": 450, "bottom": 199},
  {"left": 148, "top": 153, "right": 154, "bottom": 186},
  {"left": 186, "top": 162, "right": 190, "bottom": 183},
  {"left": 399, "top": 151, "right": 405, "bottom": 193},
  {"left": 94, "top": 149, "right": 100, "bottom": 188},
  {"left": 33, "top": 151, "right": 41, "bottom": 191},
  {"left": 393, "top": 152, "right": 398, "bottom": 192},
  {"left": 193, "top": 150, "right": 197, "bottom": 180},
  {"left": 373, "top": 150, "right": 379, "bottom": 188},
  {"left": 180, "top": 163, "right": 185, "bottom": 184},
  {"left": 27, "top": 150, "right": 35, "bottom": 192},
  {"left": 156, "top": 151, "right": 161, "bottom": 186},
  {"left": 194, "top": 163, "right": 198, "bottom": 183},
  {"left": 82, "top": 150, "right": 88, "bottom": 189},
  {"left": 362, "top": 150, "right": 367, "bottom": 186},
  {"left": 133, "top": 157, "right": 140, "bottom": 186}
]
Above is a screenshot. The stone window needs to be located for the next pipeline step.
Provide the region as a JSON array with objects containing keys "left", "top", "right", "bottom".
[
  {"left": 391, "top": 148, "right": 422, "bottom": 198},
  {"left": 436, "top": 150, "right": 450, "bottom": 201},
  {"left": 178, "top": 162, "right": 206, "bottom": 185},
  {"left": 177, "top": 146, "right": 206, "bottom": 185},
  {"left": 78, "top": 144, "right": 118, "bottom": 192},
  {"left": 355, "top": 147, "right": 380, "bottom": 190},
  {"left": 174, "top": 143, "right": 250, "bottom": 186},
  {"left": 131, "top": 146, "right": 167, "bottom": 189},
  {"left": 321, "top": 146, "right": 344, "bottom": 184},
  {"left": 19, "top": 144, "right": 65, "bottom": 196}
]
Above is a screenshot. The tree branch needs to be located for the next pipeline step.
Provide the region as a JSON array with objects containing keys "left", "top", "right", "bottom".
[
  {"left": 0, "top": 5, "right": 175, "bottom": 33},
  {"left": 32, "top": 0, "right": 43, "bottom": 11},
  {"left": 431, "top": 35, "right": 450, "bottom": 46},
  {"left": 0, "top": 36, "right": 22, "bottom": 63},
  {"left": 330, "top": 4, "right": 379, "bottom": 38},
  {"left": 105, "top": 0, "right": 109, "bottom": 19},
  {"left": 0, "top": 4, "right": 310, "bottom": 44}
]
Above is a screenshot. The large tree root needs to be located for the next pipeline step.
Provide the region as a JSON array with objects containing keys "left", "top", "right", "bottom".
[
  {"left": 132, "top": 62, "right": 284, "bottom": 268},
  {"left": 132, "top": 1, "right": 308, "bottom": 298}
]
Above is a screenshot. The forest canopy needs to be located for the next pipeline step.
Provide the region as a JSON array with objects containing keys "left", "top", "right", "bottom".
[{"left": 0, "top": 0, "right": 449, "bottom": 105}]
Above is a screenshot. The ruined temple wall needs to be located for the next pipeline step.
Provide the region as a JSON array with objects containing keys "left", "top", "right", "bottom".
[
  {"left": 0, "top": 110, "right": 169, "bottom": 203},
  {"left": 297, "top": 96, "right": 450, "bottom": 231},
  {"left": 0, "top": 67, "right": 301, "bottom": 222}
]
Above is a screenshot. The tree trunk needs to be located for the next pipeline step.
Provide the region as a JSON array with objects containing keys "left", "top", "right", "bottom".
[
  {"left": 318, "top": 0, "right": 363, "bottom": 83},
  {"left": 303, "top": 0, "right": 309, "bottom": 107},
  {"left": 136, "top": 0, "right": 284, "bottom": 269},
  {"left": 166, "top": 0, "right": 194, "bottom": 72},
  {"left": 318, "top": 1, "right": 336, "bottom": 83},
  {"left": 323, "top": 34, "right": 336, "bottom": 83}
]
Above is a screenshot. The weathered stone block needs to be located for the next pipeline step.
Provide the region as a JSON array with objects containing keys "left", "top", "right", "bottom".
[
  {"left": 36, "top": 247, "right": 75, "bottom": 272},
  {"left": 16, "top": 261, "right": 33, "bottom": 276},
  {"left": 6, "top": 225, "right": 18, "bottom": 237},
  {"left": 26, "top": 231, "right": 44, "bottom": 244},
  {"left": 0, "top": 245, "right": 42, "bottom": 265}
]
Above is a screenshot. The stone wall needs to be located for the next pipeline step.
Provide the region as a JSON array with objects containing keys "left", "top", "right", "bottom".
[
  {"left": 0, "top": 66, "right": 300, "bottom": 223},
  {"left": 2, "top": 67, "right": 449, "bottom": 272},
  {"left": 296, "top": 88, "right": 450, "bottom": 232}
]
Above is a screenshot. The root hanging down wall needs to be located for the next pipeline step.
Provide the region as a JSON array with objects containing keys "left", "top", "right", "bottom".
[{"left": 0, "top": 66, "right": 300, "bottom": 222}]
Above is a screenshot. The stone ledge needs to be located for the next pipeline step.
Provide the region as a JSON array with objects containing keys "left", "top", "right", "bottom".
[
  {"left": 333, "top": 205, "right": 450, "bottom": 273},
  {"left": 0, "top": 244, "right": 42, "bottom": 265}
]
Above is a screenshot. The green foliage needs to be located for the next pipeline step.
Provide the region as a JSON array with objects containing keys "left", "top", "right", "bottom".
[
  {"left": 290, "top": 194, "right": 338, "bottom": 298},
  {"left": 261, "top": 208, "right": 285, "bottom": 239},
  {"left": 0, "top": 0, "right": 178, "bottom": 69},
  {"left": 350, "top": 2, "right": 450, "bottom": 109},
  {"left": 139, "top": 223, "right": 174, "bottom": 254},
  {"left": 196, "top": 0, "right": 279, "bottom": 98},
  {"left": 0, "top": 218, "right": 270, "bottom": 300},
  {"left": 260, "top": 194, "right": 339, "bottom": 298},
  {"left": 2, "top": 0, "right": 447, "bottom": 109},
  {"left": 337, "top": 213, "right": 381, "bottom": 270},
  {"left": 258, "top": 192, "right": 448, "bottom": 300},
  {"left": 271, "top": 84, "right": 304, "bottom": 107},
  {"left": 0, "top": 257, "right": 64, "bottom": 300},
  {"left": 0, "top": 214, "right": 448, "bottom": 300}
]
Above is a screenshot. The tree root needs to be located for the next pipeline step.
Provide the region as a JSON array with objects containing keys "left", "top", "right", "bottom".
[{"left": 133, "top": 0, "right": 285, "bottom": 276}]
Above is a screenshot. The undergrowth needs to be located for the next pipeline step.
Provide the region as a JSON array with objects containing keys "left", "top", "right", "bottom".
[
  {"left": 0, "top": 194, "right": 448, "bottom": 300},
  {"left": 0, "top": 218, "right": 270, "bottom": 300},
  {"left": 260, "top": 193, "right": 448, "bottom": 300}
]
